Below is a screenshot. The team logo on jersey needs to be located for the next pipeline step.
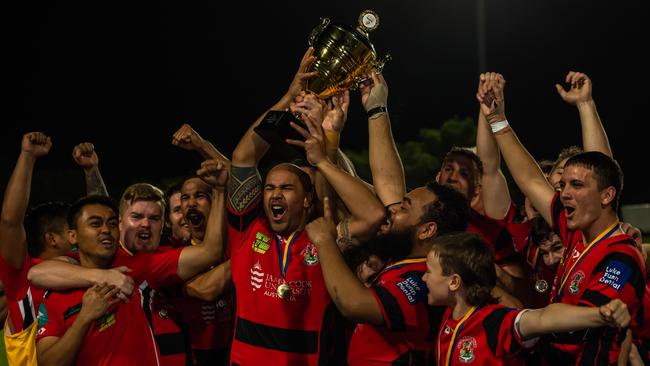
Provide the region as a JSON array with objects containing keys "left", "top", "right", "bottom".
[
  {"left": 457, "top": 336, "right": 477, "bottom": 363},
  {"left": 569, "top": 270, "right": 585, "bottom": 294},
  {"left": 250, "top": 261, "right": 264, "bottom": 291},
  {"left": 301, "top": 243, "right": 319, "bottom": 265},
  {"left": 252, "top": 232, "right": 271, "bottom": 254}
]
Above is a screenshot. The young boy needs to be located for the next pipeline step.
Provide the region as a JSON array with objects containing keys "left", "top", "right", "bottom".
[{"left": 422, "top": 232, "right": 630, "bottom": 365}]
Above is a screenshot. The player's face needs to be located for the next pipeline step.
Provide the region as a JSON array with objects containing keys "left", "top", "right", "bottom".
[
  {"left": 168, "top": 192, "right": 190, "bottom": 241},
  {"left": 436, "top": 156, "right": 478, "bottom": 200},
  {"left": 549, "top": 158, "right": 568, "bottom": 190},
  {"left": 538, "top": 233, "right": 564, "bottom": 268},
  {"left": 120, "top": 200, "right": 164, "bottom": 253},
  {"left": 559, "top": 165, "right": 605, "bottom": 232},
  {"left": 422, "top": 251, "right": 451, "bottom": 306},
  {"left": 181, "top": 178, "right": 213, "bottom": 242},
  {"left": 263, "top": 168, "right": 310, "bottom": 236},
  {"left": 383, "top": 187, "right": 436, "bottom": 237},
  {"left": 70, "top": 203, "right": 119, "bottom": 262}
]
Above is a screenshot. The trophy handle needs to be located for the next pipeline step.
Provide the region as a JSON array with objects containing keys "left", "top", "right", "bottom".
[
  {"left": 374, "top": 53, "right": 392, "bottom": 73},
  {"left": 308, "top": 18, "right": 331, "bottom": 47}
]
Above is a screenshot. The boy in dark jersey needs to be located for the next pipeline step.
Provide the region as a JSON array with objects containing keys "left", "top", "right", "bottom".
[{"left": 423, "top": 232, "right": 632, "bottom": 366}]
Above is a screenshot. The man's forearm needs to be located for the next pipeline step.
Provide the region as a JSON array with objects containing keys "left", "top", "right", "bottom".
[
  {"left": 38, "top": 316, "right": 93, "bottom": 366},
  {"left": 28, "top": 260, "right": 99, "bottom": 290},
  {"left": 83, "top": 167, "right": 108, "bottom": 197}
]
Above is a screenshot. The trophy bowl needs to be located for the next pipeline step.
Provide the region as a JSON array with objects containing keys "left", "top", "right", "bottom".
[{"left": 307, "top": 10, "right": 391, "bottom": 99}]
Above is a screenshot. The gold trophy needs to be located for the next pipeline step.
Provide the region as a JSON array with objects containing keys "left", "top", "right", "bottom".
[
  {"left": 255, "top": 10, "right": 390, "bottom": 159},
  {"left": 307, "top": 10, "right": 391, "bottom": 98}
]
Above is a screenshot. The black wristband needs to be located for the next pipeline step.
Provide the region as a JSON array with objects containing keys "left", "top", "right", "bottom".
[{"left": 366, "top": 106, "right": 387, "bottom": 119}]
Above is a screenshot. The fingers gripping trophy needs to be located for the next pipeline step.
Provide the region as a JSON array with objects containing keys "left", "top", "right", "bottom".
[{"left": 255, "top": 10, "right": 391, "bottom": 158}]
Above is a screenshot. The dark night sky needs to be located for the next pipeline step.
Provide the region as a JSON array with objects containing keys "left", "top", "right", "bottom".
[{"left": 3, "top": 1, "right": 649, "bottom": 209}]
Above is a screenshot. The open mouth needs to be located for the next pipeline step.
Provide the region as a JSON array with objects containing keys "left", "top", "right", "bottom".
[
  {"left": 186, "top": 210, "right": 205, "bottom": 227},
  {"left": 270, "top": 204, "right": 287, "bottom": 221},
  {"left": 564, "top": 206, "right": 575, "bottom": 218},
  {"left": 99, "top": 237, "right": 115, "bottom": 248},
  {"left": 137, "top": 231, "right": 152, "bottom": 241}
]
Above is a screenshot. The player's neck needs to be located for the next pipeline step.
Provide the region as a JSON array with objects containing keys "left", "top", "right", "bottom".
[
  {"left": 451, "top": 294, "right": 473, "bottom": 320},
  {"left": 583, "top": 210, "right": 619, "bottom": 243},
  {"left": 80, "top": 252, "right": 113, "bottom": 269}
]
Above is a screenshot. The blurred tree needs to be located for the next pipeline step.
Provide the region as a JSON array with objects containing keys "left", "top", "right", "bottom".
[{"left": 345, "top": 116, "right": 477, "bottom": 188}]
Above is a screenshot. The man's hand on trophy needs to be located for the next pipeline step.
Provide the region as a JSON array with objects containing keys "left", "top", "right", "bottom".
[
  {"left": 322, "top": 90, "right": 350, "bottom": 133},
  {"left": 286, "top": 115, "right": 329, "bottom": 168},
  {"left": 286, "top": 47, "right": 319, "bottom": 101},
  {"left": 359, "top": 70, "right": 388, "bottom": 111},
  {"left": 290, "top": 93, "right": 325, "bottom": 126}
]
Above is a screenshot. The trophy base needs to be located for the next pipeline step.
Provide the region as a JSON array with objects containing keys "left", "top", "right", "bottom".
[{"left": 254, "top": 110, "right": 307, "bottom": 160}]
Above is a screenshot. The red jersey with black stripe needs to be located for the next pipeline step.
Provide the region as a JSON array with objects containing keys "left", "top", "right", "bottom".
[
  {"left": 468, "top": 204, "right": 521, "bottom": 267},
  {"left": 36, "top": 248, "right": 184, "bottom": 366},
  {"left": 436, "top": 305, "right": 529, "bottom": 366},
  {"left": 347, "top": 258, "right": 444, "bottom": 366},
  {"left": 544, "top": 192, "right": 646, "bottom": 364},
  {"left": 113, "top": 244, "right": 193, "bottom": 366},
  {"left": 227, "top": 202, "right": 346, "bottom": 366},
  {"left": 0, "top": 251, "right": 43, "bottom": 334}
]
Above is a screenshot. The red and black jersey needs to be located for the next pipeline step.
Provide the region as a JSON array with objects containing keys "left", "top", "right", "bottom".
[
  {"left": 347, "top": 258, "right": 445, "bottom": 366},
  {"left": 36, "top": 248, "right": 184, "bottom": 366},
  {"left": 226, "top": 201, "right": 345, "bottom": 366},
  {"left": 468, "top": 204, "right": 521, "bottom": 267},
  {"left": 632, "top": 285, "right": 650, "bottom": 365},
  {"left": 0, "top": 251, "right": 44, "bottom": 334},
  {"left": 543, "top": 192, "right": 647, "bottom": 364},
  {"left": 436, "top": 305, "right": 530, "bottom": 366}
]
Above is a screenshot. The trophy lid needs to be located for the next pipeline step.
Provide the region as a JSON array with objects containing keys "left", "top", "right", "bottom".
[{"left": 356, "top": 10, "right": 380, "bottom": 37}]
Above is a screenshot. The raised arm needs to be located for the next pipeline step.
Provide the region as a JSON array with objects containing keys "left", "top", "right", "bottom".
[
  {"left": 176, "top": 160, "right": 226, "bottom": 280},
  {"left": 360, "top": 71, "right": 405, "bottom": 206},
  {"left": 231, "top": 48, "right": 318, "bottom": 167},
  {"left": 306, "top": 198, "right": 383, "bottom": 324},
  {"left": 184, "top": 259, "right": 231, "bottom": 301},
  {"left": 287, "top": 99, "right": 385, "bottom": 243},
  {"left": 476, "top": 73, "right": 511, "bottom": 219},
  {"left": 517, "top": 299, "right": 630, "bottom": 340},
  {"left": 478, "top": 73, "right": 556, "bottom": 225},
  {"left": 37, "top": 284, "right": 121, "bottom": 366},
  {"left": 555, "top": 71, "right": 612, "bottom": 157},
  {"left": 172, "top": 123, "right": 231, "bottom": 168},
  {"left": 0, "top": 132, "right": 51, "bottom": 269},
  {"left": 72, "top": 142, "right": 108, "bottom": 197}
]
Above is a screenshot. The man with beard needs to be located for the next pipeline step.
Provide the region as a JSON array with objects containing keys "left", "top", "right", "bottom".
[
  {"left": 33, "top": 161, "right": 227, "bottom": 365},
  {"left": 172, "top": 175, "right": 233, "bottom": 366},
  {"left": 306, "top": 181, "right": 469, "bottom": 365},
  {"left": 163, "top": 183, "right": 191, "bottom": 247}
]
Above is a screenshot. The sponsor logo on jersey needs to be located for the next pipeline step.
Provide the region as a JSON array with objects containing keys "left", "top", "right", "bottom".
[
  {"left": 599, "top": 260, "right": 632, "bottom": 291},
  {"left": 252, "top": 232, "right": 271, "bottom": 254},
  {"left": 250, "top": 262, "right": 264, "bottom": 290},
  {"left": 396, "top": 275, "right": 427, "bottom": 304}
]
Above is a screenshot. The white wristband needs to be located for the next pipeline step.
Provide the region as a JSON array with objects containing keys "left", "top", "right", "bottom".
[{"left": 490, "top": 119, "right": 509, "bottom": 133}]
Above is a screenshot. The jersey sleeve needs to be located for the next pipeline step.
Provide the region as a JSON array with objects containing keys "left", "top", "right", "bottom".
[
  {"left": 35, "top": 293, "right": 65, "bottom": 341},
  {"left": 579, "top": 249, "right": 645, "bottom": 316},
  {"left": 370, "top": 269, "right": 429, "bottom": 331},
  {"left": 483, "top": 307, "right": 530, "bottom": 358}
]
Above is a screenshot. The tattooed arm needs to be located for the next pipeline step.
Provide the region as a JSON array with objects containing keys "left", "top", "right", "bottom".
[{"left": 72, "top": 142, "right": 108, "bottom": 197}]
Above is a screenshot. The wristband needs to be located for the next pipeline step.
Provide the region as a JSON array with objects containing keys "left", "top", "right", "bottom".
[
  {"left": 367, "top": 106, "right": 387, "bottom": 119},
  {"left": 490, "top": 119, "right": 509, "bottom": 133}
]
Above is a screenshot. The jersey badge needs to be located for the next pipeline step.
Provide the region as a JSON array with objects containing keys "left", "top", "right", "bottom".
[
  {"left": 458, "top": 336, "right": 477, "bottom": 363},
  {"left": 301, "top": 243, "right": 319, "bottom": 266},
  {"left": 250, "top": 261, "right": 264, "bottom": 291},
  {"left": 569, "top": 270, "right": 585, "bottom": 294}
]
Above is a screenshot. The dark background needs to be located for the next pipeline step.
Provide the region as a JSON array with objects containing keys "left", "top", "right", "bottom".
[{"left": 3, "top": 0, "right": 648, "bottom": 209}]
